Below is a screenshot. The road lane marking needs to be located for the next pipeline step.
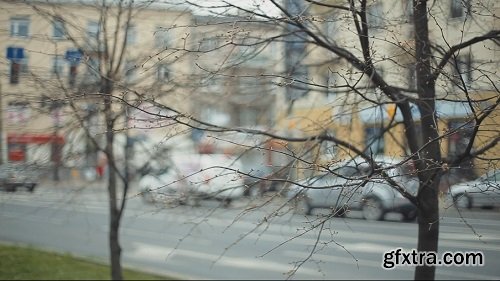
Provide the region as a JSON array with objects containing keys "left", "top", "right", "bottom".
[
  {"left": 0, "top": 212, "right": 65, "bottom": 225},
  {"left": 284, "top": 250, "right": 500, "bottom": 280},
  {"left": 129, "top": 242, "right": 323, "bottom": 277}
]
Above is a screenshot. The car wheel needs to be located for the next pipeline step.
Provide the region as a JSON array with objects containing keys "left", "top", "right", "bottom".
[
  {"left": 222, "top": 198, "right": 232, "bottom": 208},
  {"left": 293, "top": 196, "right": 312, "bottom": 215},
  {"left": 332, "top": 205, "right": 348, "bottom": 217},
  {"left": 454, "top": 193, "right": 472, "bottom": 209},
  {"left": 5, "top": 185, "right": 16, "bottom": 192},
  {"left": 362, "top": 197, "right": 385, "bottom": 221},
  {"left": 402, "top": 210, "right": 417, "bottom": 222},
  {"left": 28, "top": 184, "right": 36, "bottom": 192}
]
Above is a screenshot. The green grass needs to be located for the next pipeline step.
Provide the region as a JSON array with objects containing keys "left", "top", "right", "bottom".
[{"left": 0, "top": 243, "right": 171, "bottom": 280}]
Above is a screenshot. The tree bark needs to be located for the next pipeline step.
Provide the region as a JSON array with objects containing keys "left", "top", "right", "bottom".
[
  {"left": 414, "top": 0, "right": 441, "bottom": 279},
  {"left": 103, "top": 79, "right": 123, "bottom": 280}
]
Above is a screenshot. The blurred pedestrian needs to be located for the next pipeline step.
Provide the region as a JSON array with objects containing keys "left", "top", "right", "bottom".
[{"left": 96, "top": 151, "right": 107, "bottom": 180}]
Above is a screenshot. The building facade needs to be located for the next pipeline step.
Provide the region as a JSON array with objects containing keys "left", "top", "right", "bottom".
[
  {"left": 0, "top": 0, "right": 285, "bottom": 180},
  {"left": 274, "top": 0, "right": 499, "bottom": 180}
]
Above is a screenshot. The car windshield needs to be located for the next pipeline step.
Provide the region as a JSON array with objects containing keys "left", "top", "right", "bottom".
[{"left": 480, "top": 170, "right": 500, "bottom": 182}]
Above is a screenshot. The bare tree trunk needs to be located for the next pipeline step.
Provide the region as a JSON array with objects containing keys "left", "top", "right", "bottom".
[
  {"left": 414, "top": 0, "right": 441, "bottom": 279},
  {"left": 103, "top": 79, "right": 123, "bottom": 280},
  {"left": 415, "top": 178, "right": 440, "bottom": 280},
  {"left": 109, "top": 207, "right": 122, "bottom": 280}
]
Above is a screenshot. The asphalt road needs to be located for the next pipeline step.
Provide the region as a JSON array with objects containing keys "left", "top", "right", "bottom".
[{"left": 0, "top": 182, "right": 499, "bottom": 280}]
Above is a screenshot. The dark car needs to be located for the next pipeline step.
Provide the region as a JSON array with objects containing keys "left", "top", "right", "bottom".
[{"left": 0, "top": 163, "right": 40, "bottom": 192}]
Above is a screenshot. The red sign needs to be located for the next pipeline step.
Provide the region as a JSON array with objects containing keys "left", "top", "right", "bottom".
[{"left": 8, "top": 133, "right": 65, "bottom": 145}]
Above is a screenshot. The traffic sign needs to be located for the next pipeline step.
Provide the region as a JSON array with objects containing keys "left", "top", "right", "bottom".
[
  {"left": 6, "top": 47, "right": 25, "bottom": 60},
  {"left": 65, "top": 49, "right": 83, "bottom": 65}
]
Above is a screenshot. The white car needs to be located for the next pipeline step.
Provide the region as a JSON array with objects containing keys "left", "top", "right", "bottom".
[
  {"left": 448, "top": 170, "right": 500, "bottom": 209},
  {"left": 139, "top": 154, "right": 245, "bottom": 206},
  {"left": 287, "top": 156, "right": 418, "bottom": 221}
]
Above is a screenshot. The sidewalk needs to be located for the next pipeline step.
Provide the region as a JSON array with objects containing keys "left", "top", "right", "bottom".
[{"left": 38, "top": 178, "right": 106, "bottom": 190}]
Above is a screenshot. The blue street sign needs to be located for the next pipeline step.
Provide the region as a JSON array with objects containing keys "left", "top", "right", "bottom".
[
  {"left": 6, "top": 47, "right": 25, "bottom": 60},
  {"left": 65, "top": 49, "right": 83, "bottom": 65}
]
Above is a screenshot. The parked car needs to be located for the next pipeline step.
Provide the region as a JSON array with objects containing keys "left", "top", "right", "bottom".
[
  {"left": 287, "top": 156, "right": 418, "bottom": 221},
  {"left": 139, "top": 154, "right": 245, "bottom": 206},
  {"left": 0, "top": 163, "right": 40, "bottom": 192},
  {"left": 447, "top": 169, "right": 500, "bottom": 209}
]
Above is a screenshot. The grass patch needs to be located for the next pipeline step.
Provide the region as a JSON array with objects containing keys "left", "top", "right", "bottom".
[{"left": 0, "top": 243, "right": 170, "bottom": 280}]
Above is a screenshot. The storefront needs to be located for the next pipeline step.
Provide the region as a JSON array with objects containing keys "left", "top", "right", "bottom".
[{"left": 7, "top": 133, "right": 64, "bottom": 163}]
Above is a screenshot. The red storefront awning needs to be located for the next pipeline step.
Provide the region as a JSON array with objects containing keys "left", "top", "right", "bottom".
[{"left": 8, "top": 133, "right": 65, "bottom": 145}]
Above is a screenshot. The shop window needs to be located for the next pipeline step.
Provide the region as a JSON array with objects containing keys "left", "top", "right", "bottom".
[
  {"left": 8, "top": 143, "right": 26, "bottom": 162},
  {"left": 447, "top": 120, "right": 475, "bottom": 179},
  {"left": 448, "top": 120, "right": 474, "bottom": 160}
]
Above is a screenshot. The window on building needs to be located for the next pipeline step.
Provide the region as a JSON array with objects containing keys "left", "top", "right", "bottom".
[
  {"left": 10, "top": 61, "right": 20, "bottom": 84},
  {"left": 447, "top": 120, "right": 475, "bottom": 179},
  {"left": 126, "top": 24, "right": 136, "bottom": 45},
  {"left": 365, "top": 126, "right": 384, "bottom": 155},
  {"left": 324, "top": 16, "right": 337, "bottom": 40},
  {"left": 68, "top": 65, "right": 78, "bottom": 87},
  {"left": 405, "top": 0, "right": 414, "bottom": 23},
  {"left": 86, "top": 21, "right": 101, "bottom": 51},
  {"left": 325, "top": 71, "right": 339, "bottom": 101},
  {"left": 201, "top": 37, "right": 219, "bottom": 51},
  {"left": 7, "top": 102, "right": 31, "bottom": 124},
  {"left": 285, "top": 68, "right": 309, "bottom": 101},
  {"left": 407, "top": 64, "right": 417, "bottom": 90},
  {"left": 404, "top": 122, "right": 423, "bottom": 154},
  {"left": 367, "top": 2, "right": 383, "bottom": 28},
  {"left": 154, "top": 27, "right": 170, "bottom": 49},
  {"left": 124, "top": 60, "right": 137, "bottom": 83},
  {"left": 157, "top": 64, "right": 170, "bottom": 82},
  {"left": 15, "top": 55, "right": 29, "bottom": 75},
  {"left": 239, "top": 107, "right": 259, "bottom": 127},
  {"left": 450, "top": 0, "right": 470, "bottom": 18},
  {"left": 10, "top": 17, "right": 30, "bottom": 37},
  {"left": 321, "top": 130, "right": 337, "bottom": 157},
  {"left": 87, "top": 21, "right": 100, "bottom": 39},
  {"left": 448, "top": 120, "right": 474, "bottom": 160},
  {"left": 453, "top": 53, "right": 472, "bottom": 86},
  {"left": 52, "top": 56, "right": 65, "bottom": 76},
  {"left": 53, "top": 19, "right": 65, "bottom": 39},
  {"left": 82, "top": 56, "right": 100, "bottom": 83}
]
